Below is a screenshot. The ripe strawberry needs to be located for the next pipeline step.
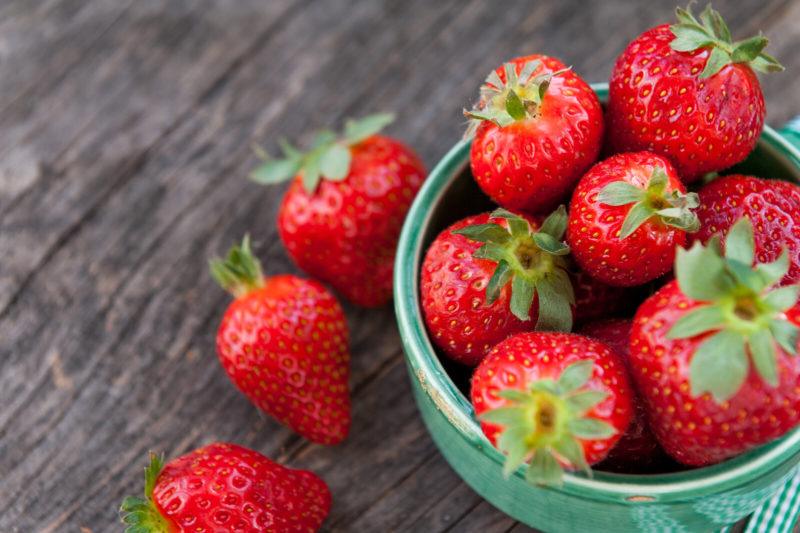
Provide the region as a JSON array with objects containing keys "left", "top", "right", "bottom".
[
  {"left": 578, "top": 319, "right": 666, "bottom": 473},
  {"left": 120, "top": 443, "right": 331, "bottom": 532},
  {"left": 471, "top": 332, "right": 634, "bottom": 484},
  {"left": 210, "top": 237, "right": 350, "bottom": 445},
  {"left": 630, "top": 219, "right": 800, "bottom": 465},
  {"left": 421, "top": 207, "right": 575, "bottom": 366},
  {"left": 571, "top": 269, "right": 637, "bottom": 324},
  {"left": 567, "top": 152, "right": 699, "bottom": 286},
  {"left": 466, "top": 55, "right": 603, "bottom": 213},
  {"left": 693, "top": 174, "right": 800, "bottom": 285},
  {"left": 607, "top": 5, "right": 783, "bottom": 182},
  {"left": 251, "top": 114, "right": 426, "bottom": 307}
]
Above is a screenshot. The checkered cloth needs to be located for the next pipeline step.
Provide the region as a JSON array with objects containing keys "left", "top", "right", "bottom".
[{"left": 743, "top": 465, "right": 800, "bottom": 533}]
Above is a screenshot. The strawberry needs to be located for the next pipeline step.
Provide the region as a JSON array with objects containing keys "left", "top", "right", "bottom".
[
  {"left": 607, "top": 5, "right": 783, "bottom": 182},
  {"left": 465, "top": 55, "right": 603, "bottom": 213},
  {"left": 251, "top": 114, "right": 426, "bottom": 307},
  {"left": 471, "top": 332, "right": 634, "bottom": 484},
  {"left": 630, "top": 218, "right": 800, "bottom": 465},
  {"left": 572, "top": 269, "right": 637, "bottom": 324},
  {"left": 421, "top": 207, "right": 575, "bottom": 366},
  {"left": 693, "top": 175, "right": 800, "bottom": 285},
  {"left": 210, "top": 237, "right": 351, "bottom": 445},
  {"left": 120, "top": 443, "right": 331, "bottom": 532},
  {"left": 578, "top": 319, "right": 666, "bottom": 473},
  {"left": 567, "top": 152, "right": 699, "bottom": 286}
]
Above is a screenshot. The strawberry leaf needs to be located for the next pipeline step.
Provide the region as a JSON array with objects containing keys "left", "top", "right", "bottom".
[
  {"left": 763, "top": 285, "right": 800, "bottom": 311},
  {"left": 565, "top": 390, "right": 608, "bottom": 414},
  {"left": 319, "top": 143, "right": 352, "bottom": 181},
  {"left": 556, "top": 360, "right": 594, "bottom": 393},
  {"left": 510, "top": 276, "right": 536, "bottom": 321},
  {"left": 505, "top": 90, "right": 527, "bottom": 121},
  {"left": 597, "top": 181, "right": 645, "bottom": 206},
  {"left": 667, "top": 304, "right": 725, "bottom": 339},
  {"left": 533, "top": 233, "right": 570, "bottom": 255},
  {"left": 526, "top": 450, "right": 563, "bottom": 486},
  {"left": 620, "top": 202, "right": 656, "bottom": 239},
  {"left": 757, "top": 250, "right": 790, "bottom": 286},
  {"left": 534, "top": 276, "right": 573, "bottom": 332},
  {"left": 748, "top": 329, "right": 778, "bottom": 387},
  {"left": 731, "top": 35, "right": 769, "bottom": 63},
  {"left": 486, "top": 260, "right": 512, "bottom": 305},
  {"left": 700, "top": 46, "right": 732, "bottom": 78},
  {"left": 453, "top": 223, "right": 511, "bottom": 243},
  {"left": 567, "top": 418, "right": 616, "bottom": 439},
  {"left": 473, "top": 242, "right": 507, "bottom": 262},
  {"left": 724, "top": 218, "right": 755, "bottom": 265},
  {"left": 675, "top": 241, "right": 732, "bottom": 301},
  {"left": 553, "top": 436, "right": 589, "bottom": 473},
  {"left": 769, "top": 319, "right": 799, "bottom": 356},
  {"left": 539, "top": 205, "right": 568, "bottom": 239},
  {"left": 689, "top": 329, "right": 748, "bottom": 401},
  {"left": 343, "top": 113, "right": 394, "bottom": 145}
]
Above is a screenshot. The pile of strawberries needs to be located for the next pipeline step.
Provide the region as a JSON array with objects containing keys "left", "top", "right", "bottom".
[
  {"left": 422, "top": 4, "right": 800, "bottom": 485},
  {"left": 119, "top": 4, "right": 800, "bottom": 532}
]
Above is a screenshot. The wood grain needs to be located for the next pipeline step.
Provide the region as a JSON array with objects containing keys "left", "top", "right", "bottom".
[{"left": 1, "top": 1, "right": 798, "bottom": 531}]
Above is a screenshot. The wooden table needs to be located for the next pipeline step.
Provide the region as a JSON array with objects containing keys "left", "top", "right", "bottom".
[{"left": 2, "top": 1, "right": 799, "bottom": 531}]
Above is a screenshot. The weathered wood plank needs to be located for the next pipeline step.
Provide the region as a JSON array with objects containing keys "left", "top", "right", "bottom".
[{"left": 1, "top": 0, "right": 799, "bottom": 531}]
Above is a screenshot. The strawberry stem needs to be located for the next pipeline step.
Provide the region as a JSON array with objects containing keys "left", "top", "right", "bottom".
[
  {"left": 480, "top": 360, "right": 615, "bottom": 486},
  {"left": 669, "top": 4, "right": 783, "bottom": 77},
  {"left": 453, "top": 207, "right": 574, "bottom": 330},
  {"left": 119, "top": 453, "right": 173, "bottom": 533},
  {"left": 667, "top": 218, "right": 800, "bottom": 401},
  {"left": 209, "top": 235, "right": 265, "bottom": 298}
]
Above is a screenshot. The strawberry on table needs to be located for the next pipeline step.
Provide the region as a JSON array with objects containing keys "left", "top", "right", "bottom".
[
  {"left": 120, "top": 443, "right": 331, "bottom": 532},
  {"left": 471, "top": 332, "right": 634, "bottom": 485},
  {"left": 630, "top": 218, "right": 800, "bottom": 466},
  {"left": 466, "top": 55, "right": 603, "bottom": 214},
  {"left": 251, "top": 113, "right": 426, "bottom": 307},
  {"left": 693, "top": 174, "right": 800, "bottom": 285},
  {"left": 567, "top": 152, "right": 699, "bottom": 287},
  {"left": 210, "top": 237, "right": 351, "bottom": 445},
  {"left": 607, "top": 5, "right": 783, "bottom": 182},
  {"left": 578, "top": 319, "right": 666, "bottom": 473},
  {"left": 421, "top": 207, "right": 575, "bottom": 366}
]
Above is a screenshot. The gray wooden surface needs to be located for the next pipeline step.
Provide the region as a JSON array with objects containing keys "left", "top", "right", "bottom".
[{"left": 1, "top": 1, "right": 799, "bottom": 531}]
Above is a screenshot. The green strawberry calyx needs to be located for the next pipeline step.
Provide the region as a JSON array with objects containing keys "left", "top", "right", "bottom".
[
  {"left": 119, "top": 452, "right": 172, "bottom": 533},
  {"left": 464, "top": 59, "right": 569, "bottom": 136},
  {"left": 250, "top": 113, "right": 395, "bottom": 193},
  {"left": 668, "top": 217, "right": 800, "bottom": 402},
  {"left": 669, "top": 4, "right": 784, "bottom": 78},
  {"left": 453, "top": 206, "right": 575, "bottom": 330},
  {"left": 209, "top": 234, "right": 265, "bottom": 298},
  {"left": 597, "top": 166, "right": 700, "bottom": 239},
  {"left": 480, "top": 360, "right": 616, "bottom": 486}
]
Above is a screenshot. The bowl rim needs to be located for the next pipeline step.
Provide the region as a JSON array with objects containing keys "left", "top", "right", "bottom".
[{"left": 394, "top": 82, "right": 800, "bottom": 499}]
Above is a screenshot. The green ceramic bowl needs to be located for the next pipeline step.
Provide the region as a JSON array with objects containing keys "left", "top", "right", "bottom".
[{"left": 394, "top": 84, "right": 800, "bottom": 532}]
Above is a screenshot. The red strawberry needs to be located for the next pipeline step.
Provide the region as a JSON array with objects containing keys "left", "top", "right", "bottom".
[
  {"left": 421, "top": 207, "right": 575, "bottom": 366},
  {"left": 120, "top": 443, "right": 330, "bottom": 532},
  {"left": 630, "top": 219, "right": 800, "bottom": 465},
  {"left": 471, "top": 332, "right": 634, "bottom": 484},
  {"left": 567, "top": 152, "right": 699, "bottom": 286},
  {"left": 466, "top": 55, "right": 603, "bottom": 213},
  {"left": 571, "top": 269, "right": 637, "bottom": 324},
  {"left": 578, "top": 319, "right": 666, "bottom": 473},
  {"left": 607, "top": 5, "right": 782, "bottom": 182},
  {"left": 210, "top": 237, "right": 351, "bottom": 445},
  {"left": 251, "top": 114, "right": 426, "bottom": 307},
  {"left": 693, "top": 175, "right": 800, "bottom": 285}
]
